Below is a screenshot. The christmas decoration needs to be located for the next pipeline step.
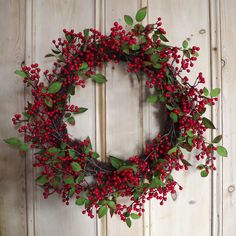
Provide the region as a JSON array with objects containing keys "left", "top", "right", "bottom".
[{"left": 5, "top": 7, "right": 227, "bottom": 227}]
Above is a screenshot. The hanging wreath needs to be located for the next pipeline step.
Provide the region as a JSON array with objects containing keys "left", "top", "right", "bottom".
[{"left": 5, "top": 7, "right": 227, "bottom": 227}]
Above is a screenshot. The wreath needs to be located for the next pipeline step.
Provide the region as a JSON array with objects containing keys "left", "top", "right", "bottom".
[{"left": 5, "top": 7, "right": 227, "bottom": 227}]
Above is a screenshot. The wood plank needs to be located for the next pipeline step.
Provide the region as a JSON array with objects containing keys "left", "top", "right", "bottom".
[
  {"left": 220, "top": 0, "right": 236, "bottom": 235},
  {"left": 26, "top": 1, "right": 97, "bottom": 235},
  {"left": 148, "top": 1, "right": 212, "bottom": 235},
  {"left": 0, "top": 0, "right": 27, "bottom": 235},
  {"left": 210, "top": 0, "right": 223, "bottom": 235},
  {"left": 105, "top": 0, "right": 144, "bottom": 235},
  {"left": 95, "top": 1, "right": 107, "bottom": 235}
]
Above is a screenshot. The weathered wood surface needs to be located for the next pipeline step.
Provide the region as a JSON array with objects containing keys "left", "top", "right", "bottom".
[
  {"left": 0, "top": 1, "right": 26, "bottom": 235},
  {"left": 0, "top": 0, "right": 235, "bottom": 235}
]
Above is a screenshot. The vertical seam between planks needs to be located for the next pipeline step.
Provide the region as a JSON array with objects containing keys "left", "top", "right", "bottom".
[
  {"left": 218, "top": 0, "right": 223, "bottom": 235},
  {"left": 22, "top": 0, "right": 28, "bottom": 234},
  {"left": 208, "top": 0, "right": 214, "bottom": 234},
  {"left": 95, "top": 0, "right": 107, "bottom": 235},
  {"left": 32, "top": 1, "right": 36, "bottom": 235},
  {"left": 140, "top": 0, "right": 150, "bottom": 236},
  {"left": 104, "top": 0, "right": 108, "bottom": 234},
  {"left": 209, "top": 0, "right": 223, "bottom": 235},
  {"left": 25, "top": 0, "right": 37, "bottom": 235}
]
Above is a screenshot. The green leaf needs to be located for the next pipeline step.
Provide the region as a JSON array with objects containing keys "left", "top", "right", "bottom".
[
  {"left": 20, "top": 143, "right": 28, "bottom": 152},
  {"left": 68, "top": 85, "right": 75, "bottom": 95},
  {"left": 133, "top": 191, "right": 140, "bottom": 201},
  {"left": 151, "top": 54, "right": 160, "bottom": 64},
  {"left": 107, "top": 200, "right": 116, "bottom": 210},
  {"left": 65, "top": 113, "right": 71, "bottom": 118},
  {"left": 63, "top": 175, "right": 74, "bottom": 184},
  {"left": 145, "top": 48, "right": 154, "bottom": 55},
  {"left": 60, "top": 142, "right": 67, "bottom": 149},
  {"left": 124, "top": 15, "right": 133, "bottom": 25},
  {"left": 210, "top": 88, "right": 221, "bottom": 97},
  {"left": 135, "top": 7, "right": 147, "bottom": 22},
  {"left": 126, "top": 217, "right": 132, "bottom": 227},
  {"left": 160, "top": 34, "right": 169, "bottom": 42},
  {"left": 200, "top": 169, "right": 208, "bottom": 177},
  {"left": 109, "top": 208, "right": 115, "bottom": 218},
  {"left": 15, "top": 70, "right": 28, "bottom": 78},
  {"left": 48, "top": 82, "right": 62, "bottom": 94},
  {"left": 91, "top": 151, "right": 100, "bottom": 159},
  {"left": 52, "top": 49, "right": 61, "bottom": 54},
  {"left": 84, "top": 137, "right": 92, "bottom": 155},
  {"left": 98, "top": 205, "right": 108, "bottom": 219},
  {"left": 44, "top": 97, "right": 53, "bottom": 108},
  {"left": 181, "top": 159, "right": 192, "bottom": 166},
  {"left": 166, "top": 104, "right": 174, "bottom": 111},
  {"left": 22, "top": 111, "right": 31, "bottom": 119},
  {"left": 193, "top": 51, "right": 199, "bottom": 57},
  {"left": 184, "top": 50, "right": 190, "bottom": 58},
  {"left": 52, "top": 177, "right": 61, "bottom": 188},
  {"left": 69, "top": 186, "right": 76, "bottom": 197},
  {"left": 197, "top": 164, "right": 205, "bottom": 170},
  {"left": 170, "top": 112, "right": 178, "bottom": 122},
  {"left": 217, "top": 146, "right": 228, "bottom": 157},
  {"left": 182, "top": 40, "right": 188, "bottom": 49},
  {"left": 130, "top": 213, "right": 140, "bottom": 219},
  {"left": 122, "top": 48, "right": 129, "bottom": 54},
  {"left": 68, "top": 149, "right": 76, "bottom": 159},
  {"left": 147, "top": 94, "right": 158, "bottom": 103},
  {"left": 202, "top": 117, "right": 215, "bottom": 129},
  {"left": 84, "top": 199, "right": 91, "bottom": 208},
  {"left": 67, "top": 116, "right": 75, "bottom": 126},
  {"left": 186, "top": 130, "right": 194, "bottom": 137},
  {"left": 36, "top": 175, "right": 48, "bottom": 185},
  {"left": 80, "top": 62, "right": 89, "bottom": 71},
  {"left": 166, "top": 174, "right": 174, "bottom": 180},
  {"left": 65, "top": 33, "right": 72, "bottom": 42},
  {"left": 117, "top": 165, "right": 138, "bottom": 173},
  {"left": 71, "top": 162, "right": 82, "bottom": 172},
  {"left": 144, "top": 61, "right": 153, "bottom": 66},
  {"left": 159, "top": 56, "right": 168, "bottom": 63},
  {"left": 110, "top": 156, "right": 124, "bottom": 169},
  {"left": 168, "top": 146, "right": 177, "bottom": 155},
  {"left": 212, "top": 135, "right": 222, "bottom": 143},
  {"left": 4, "top": 137, "right": 21, "bottom": 147},
  {"left": 74, "top": 107, "right": 88, "bottom": 114},
  {"left": 139, "top": 35, "right": 147, "bottom": 44},
  {"left": 98, "top": 200, "right": 106, "bottom": 205},
  {"left": 75, "top": 174, "right": 85, "bottom": 184},
  {"left": 83, "top": 28, "right": 89, "bottom": 41},
  {"left": 92, "top": 73, "right": 107, "bottom": 83},
  {"left": 130, "top": 44, "right": 140, "bottom": 51},
  {"left": 203, "top": 87, "right": 209, "bottom": 96},
  {"left": 45, "top": 54, "right": 55, "bottom": 58},
  {"left": 48, "top": 147, "right": 60, "bottom": 154},
  {"left": 152, "top": 33, "right": 158, "bottom": 41},
  {"left": 150, "top": 177, "right": 165, "bottom": 188},
  {"left": 58, "top": 55, "right": 65, "bottom": 62},
  {"left": 76, "top": 197, "right": 86, "bottom": 205},
  {"left": 153, "top": 63, "right": 162, "bottom": 69}
]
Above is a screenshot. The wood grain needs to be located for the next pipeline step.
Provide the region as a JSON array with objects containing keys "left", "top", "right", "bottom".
[
  {"left": 0, "top": 0, "right": 235, "bottom": 235},
  {"left": 148, "top": 1, "right": 212, "bottom": 235},
  {"left": 220, "top": 0, "right": 236, "bottom": 235},
  {"left": 105, "top": 0, "right": 145, "bottom": 235},
  {"left": 26, "top": 1, "right": 97, "bottom": 236},
  {"left": 0, "top": 0, "right": 27, "bottom": 235}
]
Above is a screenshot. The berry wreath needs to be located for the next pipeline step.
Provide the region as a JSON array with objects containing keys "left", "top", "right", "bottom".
[{"left": 4, "top": 7, "right": 227, "bottom": 227}]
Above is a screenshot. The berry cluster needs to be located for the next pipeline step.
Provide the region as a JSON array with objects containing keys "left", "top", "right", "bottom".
[{"left": 5, "top": 7, "right": 227, "bottom": 227}]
